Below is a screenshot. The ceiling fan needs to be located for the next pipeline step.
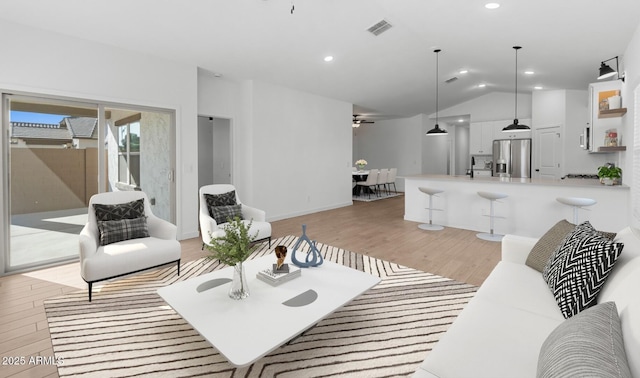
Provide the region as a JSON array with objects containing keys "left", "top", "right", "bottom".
[{"left": 352, "top": 115, "right": 374, "bottom": 128}]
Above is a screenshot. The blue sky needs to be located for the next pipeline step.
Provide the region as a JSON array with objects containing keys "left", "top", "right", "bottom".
[{"left": 11, "top": 111, "right": 67, "bottom": 124}]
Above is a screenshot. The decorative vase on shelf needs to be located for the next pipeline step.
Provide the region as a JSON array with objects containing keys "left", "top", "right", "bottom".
[{"left": 229, "top": 262, "right": 250, "bottom": 300}]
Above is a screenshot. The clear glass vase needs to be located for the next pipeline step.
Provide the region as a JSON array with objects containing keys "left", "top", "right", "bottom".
[{"left": 229, "top": 262, "right": 250, "bottom": 300}]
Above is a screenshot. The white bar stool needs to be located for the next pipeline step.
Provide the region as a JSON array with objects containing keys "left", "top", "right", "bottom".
[
  {"left": 556, "top": 197, "right": 597, "bottom": 224},
  {"left": 477, "top": 191, "right": 508, "bottom": 242},
  {"left": 418, "top": 187, "right": 444, "bottom": 231}
]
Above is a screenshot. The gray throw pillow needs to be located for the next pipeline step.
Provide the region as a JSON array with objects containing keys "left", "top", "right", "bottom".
[
  {"left": 210, "top": 204, "right": 243, "bottom": 224},
  {"left": 542, "top": 221, "right": 624, "bottom": 318},
  {"left": 526, "top": 219, "right": 617, "bottom": 272},
  {"left": 526, "top": 220, "right": 576, "bottom": 272},
  {"left": 537, "top": 301, "right": 631, "bottom": 378},
  {"left": 93, "top": 198, "right": 145, "bottom": 221},
  {"left": 97, "top": 216, "right": 150, "bottom": 246}
]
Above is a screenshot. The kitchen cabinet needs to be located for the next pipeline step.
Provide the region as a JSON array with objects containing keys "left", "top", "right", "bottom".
[
  {"left": 469, "top": 122, "right": 495, "bottom": 154},
  {"left": 470, "top": 119, "right": 532, "bottom": 155},
  {"left": 588, "top": 81, "right": 626, "bottom": 153}
]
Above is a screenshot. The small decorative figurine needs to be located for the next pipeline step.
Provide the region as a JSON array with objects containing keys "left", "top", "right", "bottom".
[
  {"left": 273, "top": 245, "right": 290, "bottom": 273},
  {"left": 291, "top": 224, "right": 324, "bottom": 268}
]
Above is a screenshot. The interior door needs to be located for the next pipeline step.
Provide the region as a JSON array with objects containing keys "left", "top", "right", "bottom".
[{"left": 535, "top": 126, "right": 562, "bottom": 179}]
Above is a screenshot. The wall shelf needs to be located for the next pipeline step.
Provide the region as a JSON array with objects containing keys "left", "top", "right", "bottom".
[
  {"left": 597, "top": 146, "right": 626, "bottom": 152},
  {"left": 598, "top": 108, "right": 627, "bottom": 118}
]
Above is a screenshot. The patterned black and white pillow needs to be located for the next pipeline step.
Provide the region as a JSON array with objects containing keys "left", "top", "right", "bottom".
[
  {"left": 94, "top": 198, "right": 145, "bottom": 221},
  {"left": 97, "top": 216, "right": 150, "bottom": 246},
  {"left": 209, "top": 204, "right": 243, "bottom": 224},
  {"left": 542, "top": 221, "right": 624, "bottom": 318}
]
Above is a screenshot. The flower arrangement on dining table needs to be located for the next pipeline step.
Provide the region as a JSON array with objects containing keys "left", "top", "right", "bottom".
[{"left": 355, "top": 159, "right": 367, "bottom": 171}]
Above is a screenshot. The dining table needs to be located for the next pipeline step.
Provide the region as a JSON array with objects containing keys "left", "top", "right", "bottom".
[{"left": 352, "top": 170, "right": 370, "bottom": 196}]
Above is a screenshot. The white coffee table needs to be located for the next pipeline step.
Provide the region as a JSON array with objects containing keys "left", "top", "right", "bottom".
[{"left": 157, "top": 253, "right": 380, "bottom": 367}]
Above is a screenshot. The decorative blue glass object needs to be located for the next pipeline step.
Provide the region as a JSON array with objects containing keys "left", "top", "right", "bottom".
[{"left": 291, "top": 224, "right": 324, "bottom": 268}]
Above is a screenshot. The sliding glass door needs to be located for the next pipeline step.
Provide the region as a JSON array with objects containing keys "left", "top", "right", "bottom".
[{"left": 2, "top": 93, "right": 175, "bottom": 273}]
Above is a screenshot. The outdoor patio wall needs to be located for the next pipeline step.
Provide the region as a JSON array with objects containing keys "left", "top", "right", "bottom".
[{"left": 10, "top": 148, "right": 97, "bottom": 214}]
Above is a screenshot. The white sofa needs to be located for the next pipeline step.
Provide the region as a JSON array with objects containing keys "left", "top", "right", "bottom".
[
  {"left": 414, "top": 226, "right": 640, "bottom": 378},
  {"left": 79, "top": 191, "right": 181, "bottom": 301}
]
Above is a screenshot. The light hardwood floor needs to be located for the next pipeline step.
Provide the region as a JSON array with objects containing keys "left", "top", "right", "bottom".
[{"left": 0, "top": 195, "right": 501, "bottom": 377}]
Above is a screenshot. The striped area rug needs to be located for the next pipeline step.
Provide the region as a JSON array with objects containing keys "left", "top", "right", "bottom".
[{"left": 44, "top": 236, "right": 477, "bottom": 377}]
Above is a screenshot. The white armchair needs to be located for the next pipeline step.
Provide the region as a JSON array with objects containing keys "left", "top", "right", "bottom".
[
  {"left": 199, "top": 184, "right": 272, "bottom": 249},
  {"left": 79, "top": 191, "right": 181, "bottom": 301}
]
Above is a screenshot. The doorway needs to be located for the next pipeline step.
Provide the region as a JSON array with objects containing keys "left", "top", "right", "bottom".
[{"left": 198, "top": 116, "right": 232, "bottom": 189}]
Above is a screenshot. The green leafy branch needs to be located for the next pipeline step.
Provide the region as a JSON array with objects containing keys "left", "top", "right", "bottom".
[{"left": 205, "top": 216, "right": 258, "bottom": 266}]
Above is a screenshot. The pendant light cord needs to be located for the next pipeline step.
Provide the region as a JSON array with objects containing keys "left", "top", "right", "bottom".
[
  {"left": 513, "top": 46, "right": 521, "bottom": 120},
  {"left": 435, "top": 49, "right": 440, "bottom": 125}
]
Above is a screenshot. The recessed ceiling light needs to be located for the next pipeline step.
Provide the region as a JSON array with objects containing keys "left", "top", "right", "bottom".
[
  {"left": 459, "top": 69, "right": 468, "bottom": 74},
  {"left": 324, "top": 56, "right": 334, "bottom": 62},
  {"left": 525, "top": 71, "right": 535, "bottom": 75},
  {"left": 485, "top": 3, "right": 500, "bottom": 9},
  {"left": 478, "top": 83, "right": 486, "bottom": 88},
  {"left": 534, "top": 86, "right": 543, "bottom": 90},
  {"left": 458, "top": 119, "right": 464, "bottom": 122}
]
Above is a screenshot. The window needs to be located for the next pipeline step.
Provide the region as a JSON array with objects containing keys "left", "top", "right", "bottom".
[{"left": 118, "top": 121, "right": 140, "bottom": 187}]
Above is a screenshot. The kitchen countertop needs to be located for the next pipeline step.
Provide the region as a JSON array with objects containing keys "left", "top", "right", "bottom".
[{"left": 402, "top": 174, "right": 629, "bottom": 189}]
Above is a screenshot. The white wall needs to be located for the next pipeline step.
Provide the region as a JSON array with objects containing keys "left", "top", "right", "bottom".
[
  {"left": 352, "top": 114, "right": 423, "bottom": 191},
  {"left": 198, "top": 73, "right": 353, "bottom": 221},
  {"left": 532, "top": 89, "right": 611, "bottom": 175},
  {"left": 621, "top": 23, "right": 640, "bottom": 229},
  {"left": 438, "top": 92, "right": 532, "bottom": 122},
  {"left": 0, "top": 19, "right": 200, "bottom": 242},
  {"left": 455, "top": 126, "right": 470, "bottom": 175}
]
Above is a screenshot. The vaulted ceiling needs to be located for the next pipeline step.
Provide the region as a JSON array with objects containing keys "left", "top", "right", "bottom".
[{"left": 1, "top": 0, "right": 639, "bottom": 121}]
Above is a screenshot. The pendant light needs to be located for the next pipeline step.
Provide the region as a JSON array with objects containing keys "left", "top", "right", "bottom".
[
  {"left": 597, "top": 56, "right": 625, "bottom": 82},
  {"left": 426, "top": 49, "right": 447, "bottom": 135},
  {"left": 502, "top": 46, "right": 530, "bottom": 132}
]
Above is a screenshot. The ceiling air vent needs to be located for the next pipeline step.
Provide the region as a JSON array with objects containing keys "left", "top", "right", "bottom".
[
  {"left": 445, "top": 76, "right": 459, "bottom": 84},
  {"left": 367, "top": 20, "right": 392, "bottom": 36}
]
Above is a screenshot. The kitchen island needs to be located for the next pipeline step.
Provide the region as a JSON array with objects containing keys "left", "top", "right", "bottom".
[{"left": 404, "top": 174, "right": 629, "bottom": 238}]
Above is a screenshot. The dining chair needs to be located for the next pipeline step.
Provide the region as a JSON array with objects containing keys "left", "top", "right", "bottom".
[
  {"left": 356, "top": 169, "right": 379, "bottom": 199},
  {"left": 387, "top": 168, "right": 398, "bottom": 193},
  {"left": 377, "top": 169, "right": 389, "bottom": 195}
]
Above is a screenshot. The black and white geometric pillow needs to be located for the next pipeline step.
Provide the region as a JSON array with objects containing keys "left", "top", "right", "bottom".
[
  {"left": 93, "top": 198, "right": 145, "bottom": 221},
  {"left": 543, "top": 222, "right": 624, "bottom": 318},
  {"left": 97, "top": 216, "right": 150, "bottom": 246}
]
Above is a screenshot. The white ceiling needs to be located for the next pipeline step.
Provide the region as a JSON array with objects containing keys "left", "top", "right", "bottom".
[{"left": 1, "top": 0, "right": 639, "bottom": 121}]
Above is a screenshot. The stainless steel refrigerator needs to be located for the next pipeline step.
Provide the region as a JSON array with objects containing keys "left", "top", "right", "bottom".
[{"left": 492, "top": 139, "right": 531, "bottom": 178}]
